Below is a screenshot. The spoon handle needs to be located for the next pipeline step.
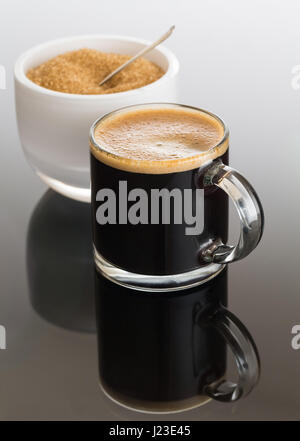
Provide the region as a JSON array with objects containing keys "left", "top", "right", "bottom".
[{"left": 99, "top": 25, "right": 175, "bottom": 87}]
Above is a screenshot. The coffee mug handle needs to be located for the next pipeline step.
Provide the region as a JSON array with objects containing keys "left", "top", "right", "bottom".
[
  {"left": 198, "top": 305, "right": 260, "bottom": 402},
  {"left": 201, "top": 160, "right": 264, "bottom": 264}
]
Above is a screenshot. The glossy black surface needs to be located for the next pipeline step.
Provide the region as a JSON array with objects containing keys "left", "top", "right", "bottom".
[
  {"left": 1, "top": 0, "right": 300, "bottom": 419},
  {"left": 27, "top": 191, "right": 95, "bottom": 333}
]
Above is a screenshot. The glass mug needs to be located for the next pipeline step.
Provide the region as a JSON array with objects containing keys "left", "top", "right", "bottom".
[
  {"left": 95, "top": 268, "right": 260, "bottom": 412},
  {"left": 90, "top": 103, "right": 264, "bottom": 291}
]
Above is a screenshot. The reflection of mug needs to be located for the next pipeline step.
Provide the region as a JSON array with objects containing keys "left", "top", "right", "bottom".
[
  {"left": 90, "top": 103, "right": 264, "bottom": 291},
  {"left": 14, "top": 35, "right": 179, "bottom": 202},
  {"left": 27, "top": 190, "right": 95, "bottom": 332},
  {"left": 95, "top": 268, "right": 259, "bottom": 413}
]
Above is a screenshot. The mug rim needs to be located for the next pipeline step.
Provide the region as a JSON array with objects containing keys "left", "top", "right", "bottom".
[
  {"left": 89, "top": 103, "right": 230, "bottom": 174},
  {"left": 14, "top": 34, "right": 179, "bottom": 100}
]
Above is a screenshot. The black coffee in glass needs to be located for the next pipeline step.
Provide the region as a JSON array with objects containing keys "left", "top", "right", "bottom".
[{"left": 90, "top": 103, "right": 263, "bottom": 291}]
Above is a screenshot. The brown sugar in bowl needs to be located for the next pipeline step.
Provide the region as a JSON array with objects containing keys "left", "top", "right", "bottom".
[
  {"left": 26, "top": 48, "right": 165, "bottom": 95},
  {"left": 14, "top": 35, "right": 179, "bottom": 202}
]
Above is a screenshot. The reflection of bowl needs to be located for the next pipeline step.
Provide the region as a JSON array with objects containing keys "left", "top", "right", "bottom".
[
  {"left": 14, "top": 35, "right": 179, "bottom": 202},
  {"left": 27, "top": 190, "right": 95, "bottom": 333}
]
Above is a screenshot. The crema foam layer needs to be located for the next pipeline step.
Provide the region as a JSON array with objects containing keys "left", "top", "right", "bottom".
[{"left": 91, "top": 106, "right": 228, "bottom": 174}]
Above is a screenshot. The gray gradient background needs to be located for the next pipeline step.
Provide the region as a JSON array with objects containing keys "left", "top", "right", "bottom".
[{"left": 0, "top": 0, "right": 300, "bottom": 420}]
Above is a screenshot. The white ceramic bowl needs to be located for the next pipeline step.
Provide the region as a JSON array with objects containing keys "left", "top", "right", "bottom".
[{"left": 14, "top": 35, "right": 179, "bottom": 202}]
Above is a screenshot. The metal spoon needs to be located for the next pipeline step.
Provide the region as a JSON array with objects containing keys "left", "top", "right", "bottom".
[{"left": 99, "top": 25, "right": 175, "bottom": 87}]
